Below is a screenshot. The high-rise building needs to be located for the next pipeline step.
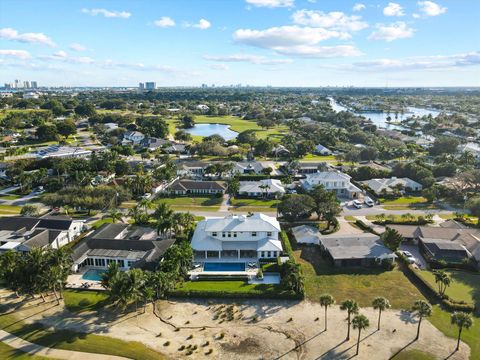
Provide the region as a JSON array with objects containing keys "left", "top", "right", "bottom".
[
  {"left": 139, "top": 82, "right": 145, "bottom": 90},
  {"left": 30, "top": 81, "right": 38, "bottom": 89},
  {"left": 14, "top": 79, "right": 21, "bottom": 89},
  {"left": 145, "top": 82, "right": 156, "bottom": 90},
  {"left": 23, "top": 81, "right": 30, "bottom": 88}
]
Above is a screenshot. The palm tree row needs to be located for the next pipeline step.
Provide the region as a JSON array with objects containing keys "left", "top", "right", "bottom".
[
  {"left": 0, "top": 247, "right": 72, "bottom": 304},
  {"left": 320, "top": 295, "right": 473, "bottom": 355},
  {"left": 102, "top": 240, "right": 193, "bottom": 310}
]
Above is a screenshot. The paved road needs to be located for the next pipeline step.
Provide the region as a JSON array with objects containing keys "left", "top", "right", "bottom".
[{"left": 0, "top": 330, "right": 129, "bottom": 360}]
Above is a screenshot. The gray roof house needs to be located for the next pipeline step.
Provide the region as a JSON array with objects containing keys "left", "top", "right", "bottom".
[
  {"left": 361, "top": 177, "right": 423, "bottom": 194},
  {"left": 232, "top": 162, "right": 266, "bottom": 175},
  {"left": 318, "top": 234, "right": 396, "bottom": 267},
  {"left": 0, "top": 216, "right": 85, "bottom": 252},
  {"left": 239, "top": 179, "right": 285, "bottom": 198},
  {"left": 166, "top": 179, "right": 225, "bottom": 195},
  {"left": 71, "top": 223, "right": 175, "bottom": 272}
]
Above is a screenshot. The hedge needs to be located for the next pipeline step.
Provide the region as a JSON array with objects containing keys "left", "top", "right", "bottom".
[
  {"left": 170, "top": 289, "right": 301, "bottom": 300},
  {"left": 280, "top": 230, "right": 294, "bottom": 261},
  {"left": 398, "top": 255, "right": 475, "bottom": 312},
  {"left": 355, "top": 219, "right": 380, "bottom": 235}
]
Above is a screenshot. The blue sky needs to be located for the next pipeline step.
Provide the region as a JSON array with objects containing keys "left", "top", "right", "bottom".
[{"left": 0, "top": 0, "right": 479, "bottom": 87}]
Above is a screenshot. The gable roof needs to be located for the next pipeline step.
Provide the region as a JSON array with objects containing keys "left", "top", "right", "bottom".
[
  {"left": 319, "top": 234, "right": 395, "bottom": 260},
  {"left": 169, "top": 179, "right": 225, "bottom": 191},
  {"left": 239, "top": 179, "right": 285, "bottom": 194},
  {"left": 203, "top": 213, "right": 280, "bottom": 232}
]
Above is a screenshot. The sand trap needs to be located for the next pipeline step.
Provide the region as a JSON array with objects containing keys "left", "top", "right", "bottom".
[{"left": 2, "top": 291, "right": 469, "bottom": 360}]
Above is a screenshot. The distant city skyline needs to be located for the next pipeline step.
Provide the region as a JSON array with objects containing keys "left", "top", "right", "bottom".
[{"left": 0, "top": 0, "right": 479, "bottom": 87}]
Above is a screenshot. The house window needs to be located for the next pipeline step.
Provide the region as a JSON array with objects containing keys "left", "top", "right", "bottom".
[
  {"left": 261, "top": 251, "right": 265, "bottom": 257},
  {"left": 252, "top": 232, "right": 257, "bottom": 237},
  {"left": 267, "top": 251, "right": 271, "bottom": 257},
  {"left": 233, "top": 232, "right": 237, "bottom": 238},
  {"left": 227, "top": 232, "right": 231, "bottom": 238},
  {"left": 222, "top": 232, "right": 226, "bottom": 238},
  {"left": 212, "top": 232, "right": 217, "bottom": 237},
  {"left": 267, "top": 232, "right": 272, "bottom": 237}
]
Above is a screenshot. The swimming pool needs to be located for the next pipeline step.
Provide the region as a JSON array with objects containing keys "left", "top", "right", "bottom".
[
  {"left": 81, "top": 269, "right": 106, "bottom": 281},
  {"left": 203, "top": 262, "right": 245, "bottom": 272}
]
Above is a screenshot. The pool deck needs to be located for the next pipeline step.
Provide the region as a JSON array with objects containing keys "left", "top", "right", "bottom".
[
  {"left": 188, "top": 259, "right": 259, "bottom": 279},
  {"left": 66, "top": 268, "right": 106, "bottom": 291}
]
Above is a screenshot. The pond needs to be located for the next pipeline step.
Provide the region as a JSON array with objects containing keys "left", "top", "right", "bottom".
[
  {"left": 184, "top": 123, "right": 238, "bottom": 140},
  {"left": 328, "top": 97, "right": 440, "bottom": 131}
]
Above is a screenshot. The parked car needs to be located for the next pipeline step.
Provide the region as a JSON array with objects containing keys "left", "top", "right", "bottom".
[
  {"left": 364, "top": 196, "right": 374, "bottom": 207},
  {"left": 142, "top": 193, "right": 152, "bottom": 199},
  {"left": 400, "top": 250, "right": 416, "bottom": 264},
  {"left": 352, "top": 200, "right": 363, "bottom": 209}
]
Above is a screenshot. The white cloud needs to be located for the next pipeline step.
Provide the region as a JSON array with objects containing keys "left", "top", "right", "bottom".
[
  {"left": 81, "top": 8, "right": 131, "bottom": 19},
  {"left": 417, "top": 1, "right": 447, "bottom": 17},
  {"left": 69, "top": 43, "right": 87, "bottom": 52},
  {"left": 368, "top": 22, "right": 414, "bottom": 41},
  {"left": 154, "top": 16, "right": 176, "bottom": 28},
  {"left": 0, "top": 49, "right": 31, "bottom": 59},
  {"left": 185, "top": 19, "right": 211, "bottom": 30},
  {"left": 204, "top": 54, "right": 292, "bottom": 65},
  {"left": 343, "top": 52, "right": 480, "bottom": 71},
  {"left": 233, "top": 26, "right": 363, "bottom": 58},
  {"left": 39, "top": 51, "right": 94, "bottom": 64},
  {"left": 292, "top": 10, "right": 368, "bottom": 32},
  {"left": 353, "top": 3, "right": 366, "bottom": 12},
  {"left": 0, "top": 27, "right": 55, "bottom": 47},
  {"left": 53, "top": 50, "right": 68, "bottom": 58},
  {"left": 246, "top": 0, "right": 294, "bottom": 8},
  {"left": 383, "top": 3, "right": 405, "bottom": 17},
  {"left": 208, "top": 64, "right": 229, "bottom": 70}
]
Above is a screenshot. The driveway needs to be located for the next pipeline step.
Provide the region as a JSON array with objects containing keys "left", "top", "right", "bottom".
[{"left": 400, "top": 243, "right": 428, "bottom": 269}]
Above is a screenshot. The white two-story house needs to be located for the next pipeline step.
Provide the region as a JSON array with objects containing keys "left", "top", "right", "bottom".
[
  {"left": 300, "top": 171, "right": 362, "bottom": 199},
  {"left": 122, "top": 131, "right": 145, "bottom": 145},
  {"left": 191, "top": 213, "right": 283, "bottom": 261}
]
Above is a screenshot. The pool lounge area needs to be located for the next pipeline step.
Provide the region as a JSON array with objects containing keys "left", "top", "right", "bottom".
[{"left": 66, "top": 267, "right": 110, "bottom": 290}]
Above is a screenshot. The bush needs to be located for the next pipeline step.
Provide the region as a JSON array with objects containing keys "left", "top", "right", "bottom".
[
  {"left": 280, "top": 231, "right": 294, "bottom": 260},
  {"left": 256, "top": 269, "right": 263, "bottom": 279}
]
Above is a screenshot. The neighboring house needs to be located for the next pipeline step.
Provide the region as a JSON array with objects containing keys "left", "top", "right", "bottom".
[
  {"left": 140, "top": 137, "right": 170, "bottom": 151},
  {"left": 191, "top": 213, "right": 283, "bottom": 261},
  {"left": 165, "top": 179, "right": 225, "bottom": 195},
  {"left": 176, "top": 161, "right": 211, "bottom": 179},
  {"left": 232, "top": 162, "right": 266, "bottom": 175},
  {"left": 103, "top": 122, "right": 119, "bottom": 132},
  {"left": 361, "top": 177, "right": 423, "bottom": 194},
  {"left": 164, "top": 143, "right": 188, "bottom": 154},
  {"left": 387, "top": 224, "right": 480, "bottom": 267},
  {"left": 272, "top": 145, "right": 290, "bottom": 158},
  {"left": 314, "top": 144, "right": 333, "bottom": 155},
  {"left": 239, "top": 179, "right": 285, "bottom": 198},
  {"left": 318, "top": 234, "right": 396, "bottom": 267},
  {"left": 71, "top": 223, "right": 175, "bottom": 272},
  {"left": 298, "top": 162, "right": 329, "bottom": 174},
  {"left": 196, "top": 104, "right": 209, "bottom": 112},
  {"left": 0, "top": 216, "right": 85, "bottom": 252},
  {"left": 122, "top": 131, "right": 145, "bottom": 145},
  {"left": 91, "top": 172, "right": 115, "bottom": 186},
  {"left": 457, "top": 142, "right": 480, "bottom": 161},
  {"left": 36, "top": 146, "right": 92, "bottom": 159},
  {"left": 300, "top": 171, "right": 362, "bottom": 199}
]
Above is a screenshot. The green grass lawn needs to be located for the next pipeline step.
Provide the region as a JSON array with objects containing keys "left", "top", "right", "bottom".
[
  {"left": 0, "top": 194, "right": 22, "bottom": 200},
  {"left": 429, "top": 306, "right": 480, "bottom": 360},
  {"left": 0, "top": 342, "right": 51, "bottom": 360},
  {"left": 167, "top": 115, "right": 288, "bottom": 141},
  {"left": 0, "top": 306, "right": 167, "bottom": 360},
  {"left": 229, "top": 197, "right": 279, "bottom": 212},
  {"left": 63, "top": 290, "right": 110, "bottom": 313},
  {"left": 90, "top": 218, "right": 114, "bottom": 229},
  {"left": 391, "top": 349, "right": 437, "bottom": 360},
  {"left": 301, "top": 154, "right": 338, "bottom": 162},
  {"left": 0, "top": 205, "right": 22, "bottom": 215},
  {"left": 415, "top": 269, "right": 479, "bottom": 307},
  {"left": 173, "top": 280, "right": 294, "bottom": 298},
  {"left": 294, "top": 245, "right": 425, "bottom": 309},
  {"left": 380, "top": 196, "right": 438, "bottom": 210},
  {"left": 155, "top": 196, "right": 223, "bottom": 211}
]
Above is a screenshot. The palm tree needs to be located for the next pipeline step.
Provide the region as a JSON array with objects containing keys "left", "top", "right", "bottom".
[
  {"left": 372, "top": 297, "right": 391, "bottom": 330},
  {"left": 340, "top": 299, "right": 359, "bottom": 341},
  {"left": 352, "top": 314, "right": 370, "bottom": 356},
  {"left": 138, "top": 197, "right": 152, "bottom": 213},
  {"left": 450, "top": 312, "right": 473, "bottom": 351},
  {"left": 103, "top": 209, "right": 124, "bottom": 223},
  {"left": 412, "top": 300, "right": 432, "bottom": 341},
  {"left": 319, "top": 294, "right": 335, "bottom": 331},
  {"left": 432, "top": 270, "right": 451, "bottom": 297}
]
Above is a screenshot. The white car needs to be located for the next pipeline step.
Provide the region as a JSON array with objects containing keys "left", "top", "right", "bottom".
[
  {"left": 400, "top": 250, "right": 416, "bottom": 264},
  {"left": 352, "top": 200, "right": 363, "bottom": 209},
  {"left": 142, "top": 193, "right": 152, "bottom": 199},
  {"left": 364, "top": 196, "right": 374, "bottom": 207}
]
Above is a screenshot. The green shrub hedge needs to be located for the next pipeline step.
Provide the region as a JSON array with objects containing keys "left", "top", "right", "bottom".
[
  {"left": 399, "top": 257, "right": 475, "bottom": 312},
  {"left": 280, "top": 230, "right": 294, "bottom": 260}
]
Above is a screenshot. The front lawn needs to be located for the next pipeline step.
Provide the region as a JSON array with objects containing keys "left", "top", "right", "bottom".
[
  {"left": 63, "top": 290, "right": 109, "bottom": 313},
  {"left": 0, "top": 342, "right": 50, "bottom": 360},
  {"left": 155, "top": 196, "right": 223, "bottom": 211},
  {"left": 0, "top": 205, "right": 22, "bottom": 215},
  {"left": 380, "top": 196, "right": 438, "bottom": 210},
  {"left": 0, "top": 307, "right": 167, "bottom": 360},
  {"left": 429, "top": 306, "right": 480, "bottom": 360},
  {"left": 415, "top": 269, "right": 479, "bottom": 308},
  {"left": 294, "top": 245, "right": 425, "bottom": 309},
  {"left": 229, "top": 197, "right": 279, "bottom": 212},
  {"left": 391, "top": 349, "right": 437, "bottom": 360},
  {"left": 172, "top": 280, "right": 296, "bottom": 298}
]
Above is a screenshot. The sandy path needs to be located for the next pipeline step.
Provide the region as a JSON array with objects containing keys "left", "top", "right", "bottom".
[{"left": 10, "top": 296, "right": 469, "bottom": 360}]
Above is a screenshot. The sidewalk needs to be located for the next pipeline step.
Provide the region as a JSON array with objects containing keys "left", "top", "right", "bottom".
[{"left": 0, "top": 330, "right": 129, "bottom": 360}]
